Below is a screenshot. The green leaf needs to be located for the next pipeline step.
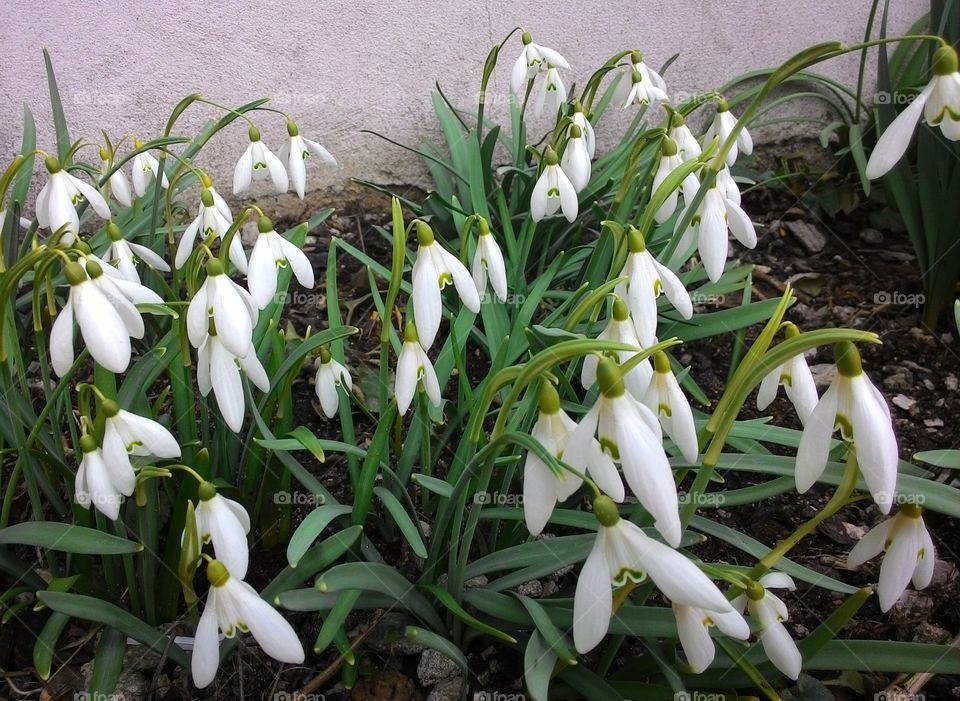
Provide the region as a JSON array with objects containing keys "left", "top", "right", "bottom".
[
  {"left": 88, "top": 626, "right": 125, "bottom": 697},
  {"left": 913, "top": 449, "right": 960, "bottom": 469},
  {"left": 421, "top": 584, "right": 516, "bottom": 643},
  {"left": 42, "top": 49, "right": 71, "bottom": 161},
  {"left": 524, "top": 630, "right": 556, "bottom": 701},
  {"left": 404, "top": 626, "right": 468, "bottom": 675},
  {"left": 34, "top": 611, "right": 70, "bottom": 680},
  {"left": 286, "top": 505, "right": 352, "bottom": 567},
  {"left": 0, "top": 522, "right": 142, "bottom": 555},
  {"left": 515, "top": 594, "right": 577, "bottom": 664},
  {"left": 373, "top": 487, "right": 427, "bottom": 558},
  {"left": 287, "top": 426, "right": 326, "bottom": 463},
  {"left": 37, "top": 592, "right": 189, "bottom": 669},
  {"left": 411, "top": 473, "right": 453, "bottom": 498}
]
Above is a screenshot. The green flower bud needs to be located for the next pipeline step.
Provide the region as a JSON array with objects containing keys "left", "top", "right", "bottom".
[
  {"left": 85, "top": 259, "right": 104, "bottom": 279},
  {"left": 258, "top": 215, "right": 274, "bottom": 233},
  {"left": 538, "top": 382, "right": 561, "bottom": 414},
  {"left": 415, "top": 220, "right": 435, "bottom": 246},
  {"left": 478, "top": 217, "right": 491, "bottom": 237},
  {"left": 569, "top": 124, "right": 583, "bottom": 139},
  {"left": 630, "top": 50, "right": 643, "bottom": 64},
  {"left": 64, "top": 262, "right": 86, "bottom": 285},
  {"left": 631, "top": 68, "right": 643, "bottom": 84},
  {"left": 198, "top": 481, "right": 218, "bottom": 502},
  {"left": 74, "top": 241, "right": 92, "bottom": 255},
  {"left": 200, "top": 189, "right": 215, "bottom": 208},
  {"left": 612, "top": 297, "right": 629, "bottom": 322},
  {"left": 44, "top": 156, "right": 62, "bottom": 174},
  {"left": 319, "top": 345, "right": 332, "bottom": 364},
  {"left": 933, "top": 45, "right": 958, "bottom": 76},
  {"left": 404, "top": 321, "right": 419, "bottom": 344},
  {"left": 287, "top": 119, "right": 300, "bottom": 137},
  {"left": 248, "top": 125, "right": 261, "bottom": 142},
  {"left": 716, "top": 98, "right": 730, "bottom": 113},
  {"left": 206, "top": 258, "right": 225, "bottom": 277},
  {"left": 746, "top": 580, "right": 766, "bottom": 601},
  {"left": 521, "top": 31, "right": 533, "bottom": 45},
  {"left": 106, "top": 221, "right": 123, "bottom": 242},
  {"left": 834, "top": 341, "right": 862, "bottom": 378},
  {"left": 783, "top": 322, "right": 801, "bottom": 339},
  {"left": 593, "top": 494, "right": 621, "bottom": 527},
  {"left": 597, "top": 357, "right": 625, "bottom": 398},
  {"left": 101, "top": 399, "right": 120, "bottom": 418},
  {"left": 99, "top": 147, "right": 110, "bottom": 161},
  {"left": 900, "top": 503, "right": 923, "bottom": 519},
  {"left": 206, "top": 559, "right": 230, "bottom": 587},
  {"left": 200, "top": 172, "right": 214, "bottom": 189},
  {"left": 661, "top": 137, "right": 678, "bottom": 157},
  {"left": 544, "top": 146, "right": 559, "bottom": 166},
  {"left": 627, "top": 227, "right": 646, "bottom": 253},
  {"left": 79, "top": 434, "right": 98, "bottom": 453},
  {"left": 654, "top": 351, "right": 671, "bottom": 374},
  {"left": 670, "top": 112, "right": 687, "bottom": 129}
]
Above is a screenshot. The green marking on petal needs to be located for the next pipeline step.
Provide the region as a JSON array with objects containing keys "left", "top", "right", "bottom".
[
  {"left": 612, "top": 566, "right": 646, "bottom": 587},
  {"left": 836, "top": 413, "right": 853, "bottom": 441},
  {"left": 547, "top": 187, "right": 560, "bottom": 197},
  {"left": 658, "top": 403, "right": 672, "bottom": 417},
  {"left": 599, "top": 437, "right": 620, "bottom": 460},
  {"left": 302, "top": 149, "right": 310, "bottom": 159},
  {"left": 438, "top": 271, "right": 454, "bottom": 289},
  {"left": 253, "top": 161, "right": 267, "bottom": 170}
]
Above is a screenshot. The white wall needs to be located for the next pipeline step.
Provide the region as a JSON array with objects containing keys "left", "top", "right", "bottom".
[{"left": 0, "top": 1, "right": 923, "bottom": 204}]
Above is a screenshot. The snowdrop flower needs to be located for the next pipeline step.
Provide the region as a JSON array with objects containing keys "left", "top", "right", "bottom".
[
  {"left": 796, "top": 342, "right": 898, "bottom": 513},
  {"left": 651, "top": 137, "right": 701, "bottom": 224},
  {"left": 197, "top": 327, "right": 270, "bottom": 433},
  {"left": 642, "top": 352, "right": 699, "bottom": 463},
  {"left": 411, "top": 221, "right": 481, "bottom": 349},
  {"left": 668, "top": 111, "right": 702, "bottom": 162},
  {"left": 847, "top": 504, "right": 935, "bottom": 612},
  {"left": 395, "top": 322, "right": 442, "bottom": 415},
  {"left": 530, "top": 147, "right": 578, "bottom": 223},
  {"left": 523, "top": 383, "right": 624, "bottom": 536},
  {"left": 703, "top": 99, "right": 753, "bottom": 167},
  {"left": 560, "top": 124, "right": 591, "bottom": 192},
  {"left": 278, "top": 120, "right": 337, "bottom": 199},
  {"left": 534, "top": 64, "right": 567, "bottom": 118},
  {"left": 566, "top": 358, "right": 681, "bottom": 546},
  {"left": 199, "top": 173, "right": 234, "bottom": 223},
  {"left": 194, "top": 482, "right": 251, "bottom": 579},
  {"left": 471, "top": 219, "right": 508, "bottom": 304},
  {"left": 615, "top": 228, "right": 693, "bottom": 347},
  {"left": 49, "top": 261, "right": 139, "bottom": 376},
  {"left": 623, "top": 67, "right": 668, "bottom": 109},
  {"left": 101, "top": 398, "right": 180, "bottom": 464},
  {"left": 233, "top": 125, "right": 288, "bottom": 195},
  {"left": 580, "top": 296, "right": 653, "bottom": 398},
  {"left": 756, "top": 323, "right": 819, "bottom": 425},
  {"left": 571, "top": 101, "right": 596, "bottom": 158},
  {"left": 715, "top": 165, "right": 742, "bottom": 205},
  {"left": 510, "top": 31, "right": 570, "bottom": 96},
  {"left": 733, "top": 573, "right": 802, "bottom": 680},
  {"left": 186, "top": 259, "right": 259, "bottom": 358},
  {"left": 631, "top": 51, "right": 668, "bottom": 96},
  {"left": 130, "top": 140, "right": 170, "bottom": 198},
  {"left": 573, "top": 495, "right": 735, "bottom": 653},
  {"left": 314, "top": 346, "right": 352, "bottom": 419},
  {"left": 103, "top": 221, "right": 170, "bottom": 284},
  {"left": 688, "top": 175, "right": 756, "bottom": 283},
  {"left": 191, "top": 559, "right": 304, "bottom": 689},
  {"left": 75, "top": 434, "right": 132, "bottom": 520},
  {"left": 99, "top": 148, "right": 132, "bottom": 208},
  {"left": 247, "top": 216, "right": 314, "bottom": 309},
  {"left": 36, "top": 157, "right": 112, "bottom": 245},
  {"left": 867, "top": 44, "right": 960, "bottom": 179},
  {"left": 673, "top": 603, "right": 750, "bottom": 673},
  {"left": 175, "top": 188, "right": 246, "bottom": 273}
]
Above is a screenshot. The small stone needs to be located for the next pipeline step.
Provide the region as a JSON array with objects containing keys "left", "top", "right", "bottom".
[
  {"left": 418, "top": 649, "right": 460, "bottom": 687},
  {"left": 366, "top": 613, "right": 427, "bottom": 656},
  {"left": 883, "top": 371, "right": 913, "bottom": 391},
  {"left": 427, "top": 676, "right": 465, "bottom": 701},
  {"left": 516, "top": 580, "right": 543, "bottom": 597},
  {"left": 946, "top": 374, "right": 958, "bottom": 391},
  {"left": 809, "top": 363, "right": 837, "bottom": 389},
  {"left": 912, "top": 621, "right": 950, "bottom": 644},
  {"left": 891, "top": 394, "right": 916, "bottom": 411},
  {"left": 786, "top": 272, "right": 826, "bottom": 296},
  {"left": 924, "top": 418, "right": 944, "bottom": 428},
  {"left": 784, "top": 220, "right": 828, "bottom": 254},
  {"left": 924, "top": 378, "right": 935, "bottom": 391},
  {"left": 860, "top": 228, "right": 884, "bottom": 244}
]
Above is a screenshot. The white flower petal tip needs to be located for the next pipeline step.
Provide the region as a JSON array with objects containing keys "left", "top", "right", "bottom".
[
  {"left": 395, "top": 324, "right": 442, "bottom": 415},
  {"left": 315, "top": 351, "right": 353, "bottom": 419}
]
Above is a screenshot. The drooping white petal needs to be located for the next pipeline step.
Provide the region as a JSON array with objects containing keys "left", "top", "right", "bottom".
[
  {"left": 866, "top": 84, "right": 932, "bottom": 179},
  {"left": 759, "top": 621, "right": 802, "bottom": 680},
  {"left": 674, "top": 604, "right": 716, "bottom": 674},
  {"left": 228, "top": 579, "right": 305, "bottom": 663},
  {"left": 73, "top": 283, "right": 131, "bottom": 373},
  {"left": 233, "top": 144, "right": 255, "bottom": 194},
  {"left": 210, "top": 340, "right": 245, "bottom": 432},
  {"left": 795, "top": 383, "right": 839, "bottom": 493},
  {"left": 191, "top": 603, "right": 221, "bottom": 688},
  {"left": 573, "top": 538, "right": 613, "bottom": 653},
  {"left": 50, "top": 297, "right": 75, "bottom": 377}
]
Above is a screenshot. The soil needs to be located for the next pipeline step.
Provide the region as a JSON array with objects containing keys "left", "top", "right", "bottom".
[{"left": 4, "top": 180, "right": 960, "bottom": 701}]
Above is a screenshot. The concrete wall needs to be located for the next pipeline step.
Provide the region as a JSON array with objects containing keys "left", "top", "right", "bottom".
[{"left": 0, "top": 1, "right": 923, "bottom": 208}]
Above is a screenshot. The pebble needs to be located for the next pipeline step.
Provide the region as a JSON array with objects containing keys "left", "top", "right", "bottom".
[
  {"left": 947, "top": 374, "right": 958, "bottom": 391},
  {"left": 516, "top": 580, "right": 543, "bottom": 597},
  {"left": 891, "top": 394, "right": 916, "bottom": 411},
  {"left": 883, "top": 371, "right": 913, "bottom": 391},
  {"left": 860, "top": 227, "right": 884, "bottom": 244},
  {"left": 418, "top": 649, "right": 461, "bottom": 687},
  {"left": 427, "top": 676, "right": 465, "bottom": 701},
  {"left": 784, "top": 220, "right": 828, "bottom": 254},
  {"left": 808, "top": 363, "right": 837, "bottom": 389}
]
